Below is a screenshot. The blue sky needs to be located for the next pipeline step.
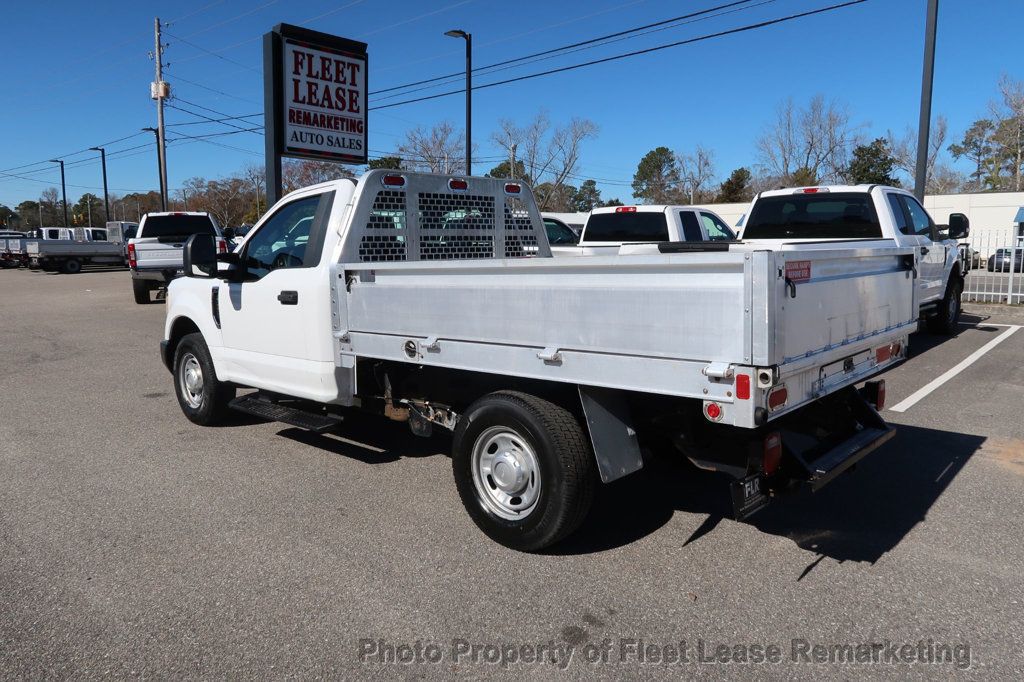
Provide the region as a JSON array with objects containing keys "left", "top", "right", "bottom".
[{"left": 1, "top": 0, "right": 1021, "bottom": 208}]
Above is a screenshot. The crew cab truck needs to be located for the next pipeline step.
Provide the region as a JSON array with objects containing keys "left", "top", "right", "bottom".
[
  {"left": 26, "top": 227, "right": 126, "bottom": 273},
  {"left": 129, "top": 212, "right": 225, "bottom": 304},
  {"left": 740, "top": 186, "right": 968, "bottom": 334},
  {"left": 162, "top": 170, "right": 915, "bottom": 551},
  {"left": 552, "top": 204, "right": 736, "bottom": 256}
]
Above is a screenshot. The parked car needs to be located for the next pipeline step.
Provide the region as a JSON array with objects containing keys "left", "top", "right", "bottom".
[
  {"left": 987, "top": 247, "right": 1024, "bottom": 272},
  {"left": 541, "top": 215, "right": 579, "bottom": 246},
  {"left": 128, "top": 212, "right": 225, "bottom": 304},
  {"left": 160, "top": 170, "right": 912, "bottom": 551},
  {"left": 551, "top": 205, "right": 735, "bottom": 256},
  {"left": 958, "top": 244, "right": 980, "bottom": 271}
]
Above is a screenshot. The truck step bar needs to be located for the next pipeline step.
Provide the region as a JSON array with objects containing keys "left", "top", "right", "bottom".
[{"left": 229, "top": 394, "right": 342, "bottom": 433}]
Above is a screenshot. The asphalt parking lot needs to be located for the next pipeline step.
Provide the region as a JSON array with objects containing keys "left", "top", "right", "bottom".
[{"left": 2, "top": 267, "right": 1023, "bottom": 678}]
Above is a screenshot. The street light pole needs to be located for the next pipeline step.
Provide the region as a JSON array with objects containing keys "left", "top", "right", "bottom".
[
  {"left": 49, "top": 159, "right": 68, "bottom": 227},
  {"left": 914, "top": 0, "right": 939, "bottom": 201},
  {"left": 445, "top": 29, "right": 472, "bottom": 175},
  {"left": 90, "top": 146, "right": 110, "bottom": 223}
]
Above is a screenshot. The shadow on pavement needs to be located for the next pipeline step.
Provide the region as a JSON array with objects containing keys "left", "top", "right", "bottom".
[
  {"left": 552, "top": 424, "right": 984, "bottom": 566},
  {"left": 275, "top": 412, "right": 450, "bottom": 465}
]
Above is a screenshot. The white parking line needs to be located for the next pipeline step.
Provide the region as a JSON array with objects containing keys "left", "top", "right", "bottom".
[{"left": 889, "top": 325, "right": 1021, "bottom": 413}]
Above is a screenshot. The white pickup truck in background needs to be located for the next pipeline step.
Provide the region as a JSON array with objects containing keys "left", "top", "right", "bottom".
[
  {"left": 129, "top": 212, "right": 226, "bottom": 304},
  {"left": 26, "top": 226, "right": 126, "bottom": 273},
  {"left": 161, "top": 170, "right": 914, "bottom": 551},
  {"left": 740, "top": 186, "right": 968, "bottom": 334},
  {"left": 551, "top": 204, "right": 736, "bottom": 256}
]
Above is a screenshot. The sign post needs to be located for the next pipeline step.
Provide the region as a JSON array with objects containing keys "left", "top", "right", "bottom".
[{"left": 263, "top": 24, "right": 368, "bottom": 206}]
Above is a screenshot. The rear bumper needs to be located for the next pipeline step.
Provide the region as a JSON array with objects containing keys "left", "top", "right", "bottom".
[{"left": 133, "top": 266, "right": 181, "bottom": 283}]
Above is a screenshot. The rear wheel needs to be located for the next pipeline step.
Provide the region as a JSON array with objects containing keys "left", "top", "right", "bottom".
[
  {"left": 452, "top": 391, "right": 596, "bottom": 551},
  {"left": 173, "top": 332, "right": 235, "bottom": 425},
  {"left": 928, "top": 277, "right": 963, "bottom": 335},
  {"left": 132, "top": 278, "right": 151, "bottom": 304},
  {"left": 61, "top": 258, "right": 82, "bottom": 274}
]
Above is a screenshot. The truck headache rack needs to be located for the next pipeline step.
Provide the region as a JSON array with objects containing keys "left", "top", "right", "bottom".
[{"left": 342, "top": 171, "right": 551, "bottom": 263}]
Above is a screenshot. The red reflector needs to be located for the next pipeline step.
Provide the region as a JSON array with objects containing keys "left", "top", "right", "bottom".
[
  {"left": 767, "top": 385, "right": 788, "bottom": 411},
  {"left": 864, "top": 379, "right": 886, "bottom": 411},
  {"left": 381, "top": 174, "right": 406, "bottom": 187},
  {"left": 504, "top": 182, "right": 521, "bottom": 194},
  {"left": 763, "top": 431, "right": 782, "bottom": 475},
  {"left": 615, "top": 206, "right": 637, "bottom": 213},
  {"left": 704, "top": 401, "right": 723, "bottom": 422},
  {"left": 448, "top": 178, "right": 468, "bottom": 191},
  {"left": 736, "top": 374, "right": 751, "bottom": 400},
  {"left": 875, "top": 345, "right": 891, "bottom": 363}
]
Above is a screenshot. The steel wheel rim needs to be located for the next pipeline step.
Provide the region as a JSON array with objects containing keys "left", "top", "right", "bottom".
[
  {"left": 948, "top": 286, "right": 960, "bottom": 324},
  {"left": 179, "top": 353, "right": 204, "bottom": 409},
  {"left": 471, "top": 425, "right": 541, "bottom": 520}
]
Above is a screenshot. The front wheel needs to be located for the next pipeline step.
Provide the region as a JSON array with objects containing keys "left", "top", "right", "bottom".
[
  {"left": 173, "top": 332, "right": 235, "bottom": 425},
  {"left": 927, "top": 277, "right": 963, "bottom": 335},
  {"left": 452, "top": 391, "right": 596, "bottom": 552}
]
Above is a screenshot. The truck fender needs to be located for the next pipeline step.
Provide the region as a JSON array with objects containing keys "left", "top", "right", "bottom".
[{"left": 577, "top": 385, "right": 644, "bottom": 483}]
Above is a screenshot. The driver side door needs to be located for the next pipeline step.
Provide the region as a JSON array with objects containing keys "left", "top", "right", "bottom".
[{"left": 218, "top": 190, "right": 335, "bottom": 396}]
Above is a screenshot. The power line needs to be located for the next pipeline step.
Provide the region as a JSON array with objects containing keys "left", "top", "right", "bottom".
[
  {"left": 371, "top": 0, "right": 758, "bottom": 96},
  {"left": 164, "top": 30, "right": 260, "bottom": 73},
  {"left": 167, "top": 100, "right": 263, "bottom": 135},
  {"left": 370, "top": 0, "right": 870, "bottom": 111}
]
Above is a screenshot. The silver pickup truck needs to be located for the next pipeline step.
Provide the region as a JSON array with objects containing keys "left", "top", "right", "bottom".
[
  {"left": 27, "top": 227, "right": 126, "bottom": 273},
  {"left": 161, "top": 171, "right": 916, "bottom": 551}
]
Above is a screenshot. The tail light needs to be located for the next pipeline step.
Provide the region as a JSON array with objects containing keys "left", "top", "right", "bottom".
[
  {"left": 504, "top": 182, "right": 521, "bottom": 194},
  {"left": 217, "top": 238, "right": 227, "bottom": 254},
  {"left": 448, "top": 178, "right": 468, "bottom": 191},
  {"left": 703, "top": 401, "right": 723, "bottom": 422},
  {"left": 763, "top": 432, "right": 782, "bottom": 475},
  {"left": 127, "top": 242, "right": 137, "bottom": 268},
  {"left": 795, "top": 187, "right": 829, "bottom": 194},
  {"left": 381, "top": 174, "right": 406, "bottom": 188},
  {"left": 615, "top": 206, "right": 637, "bottom": 213},
  {"left": 767, "top": 385, "right": 788, "bottom": 411}
]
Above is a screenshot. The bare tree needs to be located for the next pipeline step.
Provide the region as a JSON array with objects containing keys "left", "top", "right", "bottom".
[
  {"left": 282, "top": 159, "right": 354, "bottom": 193},
  {"left": 398, "top": 121, "right": 465, "bottom": 174},
  {"left": 677, "top": 145, "right": 716, "bottom": 203},
  {"left": 887, "top": 116, "right": 952, "bottom": 192},
  {"left": 757, "top": 95, "right": 858, "bottom": 184},
  {"left": 991, "top": 74, "right": 1024, "bottom": 191},
  {"left": 491, "top": 112, "right": 598, "bottom": 210},
  {"left": 244, "top": 164, "right": 266, "bottom": 219}
]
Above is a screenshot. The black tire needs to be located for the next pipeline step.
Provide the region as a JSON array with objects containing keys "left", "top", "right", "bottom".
[
  {"left": 132, "top": 278, "right": 151, "bottom": 304},
  {"left": 452, "top": 391, "right": 596, "bottom": 552},
  {"left": 61, "top": 258, "right": 82, "bottom": 274},
  {"left": 927, "top": 277, "right": 963, "bottom": 335},
  {"left": 172, "top": 332, "right": 235, "bottom": 425}
]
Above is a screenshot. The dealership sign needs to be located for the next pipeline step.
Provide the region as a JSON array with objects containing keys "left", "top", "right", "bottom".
[{"left": 264, "top": 24, "right": 368, "bottom": 195}]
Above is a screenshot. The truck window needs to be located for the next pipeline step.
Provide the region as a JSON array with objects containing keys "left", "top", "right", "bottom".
[
  {"left": 900, "top": 195, "right": 934, "bottom": 238},
  {"left": 886, "top": 194, "right": 912, "bottom": 235},
  {"left": 92, "top": 229, "right": 107, "bottom": 241},
  {"left": 543, "top": 219, "right": 577, "bottom": 245},
  {"left": 46, "top": 229, "right": 60, "bottom": 239},
  {"left": 679, "top": 211, "right": 703, "bottom": 241},
  {"left": 585, "top": 212, "right": 668, "bottom": 242},
  {"left": 700, "top": 212, "right": 736, "bottom": 241},
  {"left": 743, "top": 193, "right": 882, "bottom": 239},
  {"left": 140, "top": 215, "right": 216, "bottom": 239},
  {"left": 242, "top": 195, "right": 322, "bottom": 279}
]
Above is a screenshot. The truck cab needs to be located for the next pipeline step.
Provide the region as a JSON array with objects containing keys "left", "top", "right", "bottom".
[
  {"left": 740, "top": 186, "right": 968, "bottom": 333},
  {"left": 553, "top": 205, "right": 735, "bottom": 256}
]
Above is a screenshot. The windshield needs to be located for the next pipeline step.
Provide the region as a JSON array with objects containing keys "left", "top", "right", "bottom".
[
  {"left": 743, "top": 193, "right": 882, "bottom": 239},
  {"left": 140, "top": 214, "right": 216, "bottom": 239},
  {"left": 584, "top": 212, "right": 668, "bottom": 242}
]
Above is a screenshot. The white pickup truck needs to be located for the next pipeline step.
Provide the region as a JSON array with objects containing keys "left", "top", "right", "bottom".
[
  {"left": 129, "top": 212, "right": 226, "bottom": 304},
  {"left": 740, "top": 186, "right": 968, "bottom": 334},
  {"left": 551, "top": 204, "right": 736, "bottom": 256},
  {"left": 27, "top": 226, "right": 126, "bottom": 273},
  {"left": 161, "top": 170, "right": 915, "bottom": 551}
]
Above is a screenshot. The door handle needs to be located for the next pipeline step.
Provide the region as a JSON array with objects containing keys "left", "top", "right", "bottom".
[
  {"left": 277, "top": 290, "right": 298, "bottom": 305},
  {"left": 920, "top": 246, "right": 929, "bottom": 256}
]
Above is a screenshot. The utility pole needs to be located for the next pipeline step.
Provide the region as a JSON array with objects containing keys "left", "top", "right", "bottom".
[
  {"left": 87, "top": 198, "right": 92, "bottom": 227},
  {"left": 509, "top": 143, "right": 517, "bottom": 180},
  {"left": 49, "top": 159, "right": 68, "bottom": 227},
  {"left": 445, "top": 29, "right": 472, "bottom": 175},
  {"left": 914, "top": 0, "right": 939, "bottom": 201},
  {"left": 90, "top": 147, "right": 110, "bottom": 223},
  {"left": 152, "top": 17, "right": 169, "bottom": 210}
]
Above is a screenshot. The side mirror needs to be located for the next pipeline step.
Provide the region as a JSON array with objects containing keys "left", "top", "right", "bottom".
[
  {"left": 183, "top": 233, "right": 217, "bottom": 278},
  {"left": 222, "top": 227, "right": 235, "bottom": 240},
  {"left": 948, "top": 213, "right": 969, "bottom": 240}
]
